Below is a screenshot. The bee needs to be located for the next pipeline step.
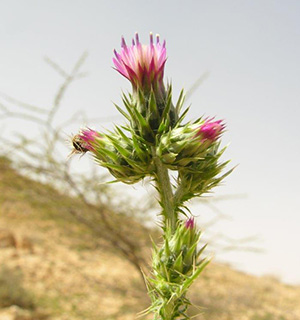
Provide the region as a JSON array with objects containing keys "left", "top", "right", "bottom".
[{"left": 68, "top": 134, "right": 89, "bottom": 158}]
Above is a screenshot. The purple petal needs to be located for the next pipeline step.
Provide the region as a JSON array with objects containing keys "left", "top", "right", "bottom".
[
  {"left": 149, "top": 32, "right": 153, "bottom": 45},
  {"left": 121, "top": 36, "right": 126, "bottom": 48},
  {"left": 135, "top": 32, "right": 140, "bottom": 45}
]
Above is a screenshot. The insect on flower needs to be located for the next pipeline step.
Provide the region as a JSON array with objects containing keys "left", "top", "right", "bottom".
[
  {"left": 72, "top": 134, "right": 90, "bottom": 153},
  {"left": 68, "top": 134, "right": 90, "bottom": 158},
  {"left": 69, "top": 128, "right": 101, "bottom": 157}
]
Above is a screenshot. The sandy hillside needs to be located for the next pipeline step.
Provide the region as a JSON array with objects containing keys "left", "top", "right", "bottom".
[{"left": 0, "top": 157, "right": 299, "bottom": 320}]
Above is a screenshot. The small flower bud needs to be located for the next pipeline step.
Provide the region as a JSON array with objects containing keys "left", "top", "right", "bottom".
[
  {"left": 71, "top": 128, "right": 101, "bottom": 154},
  {"left": 196, "top": 119, "right": 224, "bottom": 142},
  {"left": 157, "top": 118, "right": 224, "bottom": 168},
  {"left": 185, "top": 217, "right": 195, "bottom": 230}
]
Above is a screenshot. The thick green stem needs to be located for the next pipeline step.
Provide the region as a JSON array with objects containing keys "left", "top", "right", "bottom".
[
  {"left": 174, "top": 183, "right": 185, "bottom": 207},
  {"left": 151, "top": 150, "right": 188, "bottom": 320},
  {"left": 152, "top": 148, "right": 177, "bottom": 232}
]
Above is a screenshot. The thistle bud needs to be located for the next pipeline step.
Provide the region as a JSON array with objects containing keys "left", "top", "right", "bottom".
[
  {"left": 196, "top": 118, "right": 224, "bottom": 142},
  {"left": 157, "top": 118, "right": 224, "bottom": 168},
  {"left": 153, "top": 220, "right": 203, "bottom": 283},
  {"left": 71, "top": 128, "right": 101, "bottom": 155},
  {"left": 149, "top": 220, "right": 208, "bottom": 317},
  {"left": 76, "top": 128, "right": 152, "bottom": 184},
  {"left": 185, "top": 217, "right": 195, "bottom": 230}
]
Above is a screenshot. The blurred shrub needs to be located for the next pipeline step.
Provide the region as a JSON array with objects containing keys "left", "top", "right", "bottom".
[{"left": 0, "top": 265, "right": 35, "bottom": 310}]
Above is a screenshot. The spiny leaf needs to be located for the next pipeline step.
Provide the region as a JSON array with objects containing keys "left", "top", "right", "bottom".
[
  {"left": 114, "top": 126, "right": 131, "bottom": 143},
  {"left": 180, "top": 259, "right": 210, "bottom": 293},
  {"left": 196, "top": 244, "right": 207, "bottom": 260},
  {"left": 95, "top": 147, "right": 119, "bottom": 162},
  {"left": 148, "top": 90, "right": 160, "bottom": 119},
  {"left": 177, "top": 106, "right": 191, "bottom": 124},
  {"left": 175, "top": 89, "right": 185, "bottom": 114},
  {"left": 114, "top": 103, "right": 131, "bottom": 121}
]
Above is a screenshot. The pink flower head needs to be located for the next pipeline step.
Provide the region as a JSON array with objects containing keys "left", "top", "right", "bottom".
[
  {"left": 185, "top": 217, "right": 195, "bottom": 230},
  {"left": 78, "top": 128, "right": 101, "bottom": 151},
  {"left": 196, "top": 118, "right": 225, "bottom": 142},
  {"left": 113, "top": 33, "right": 167, "bottom": 93}
]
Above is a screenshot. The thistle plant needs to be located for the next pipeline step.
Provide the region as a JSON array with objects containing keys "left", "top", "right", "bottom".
[{"left": 71, "top": 33, "right": 232, "bottom": 319}]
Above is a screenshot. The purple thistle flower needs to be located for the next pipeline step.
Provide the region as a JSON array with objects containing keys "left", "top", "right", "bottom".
[
  {"left": 113, "top": 32, "right": 167, "bottom": 93},
  {"left": 196, "top": 118, "right": 225, "bottom": 142},
  {"left": 185, "top": 217, "right": 195, "bottom": 230}
]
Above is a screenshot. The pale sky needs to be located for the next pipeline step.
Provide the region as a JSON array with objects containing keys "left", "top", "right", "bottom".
[{"left": 1, "top": 0, "right": 300, "bottom": 284}]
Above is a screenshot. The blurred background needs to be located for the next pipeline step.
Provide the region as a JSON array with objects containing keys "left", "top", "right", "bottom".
[{"left": 0, "top": 1, "right": 299, "bottom": 319}]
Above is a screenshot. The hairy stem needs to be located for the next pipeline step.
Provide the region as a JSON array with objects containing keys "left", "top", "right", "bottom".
[
  {"left": 152, "top": 147, "right": 177, "bottom": 232},
  {"left": 174, "top": 182, "right": 185, "bottom": 208}
]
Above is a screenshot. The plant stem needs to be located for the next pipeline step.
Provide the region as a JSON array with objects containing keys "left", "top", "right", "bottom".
[
  {"left": 174, "top": 181, "right": 185, "bottom": 207},
  {"left": 152, "top": 147, "right": 177, "bottom": 232}
]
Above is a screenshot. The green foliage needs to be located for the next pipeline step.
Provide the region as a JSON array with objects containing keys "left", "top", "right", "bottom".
[
  {"left": 91, "top": 127, "right": 152, "bottom": 184},
  {"left": 175, "top": 144, "right": 233, "bottom": 206},
  {"left": 117, "top": 86, "right": 178, "bottom": 143}
]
